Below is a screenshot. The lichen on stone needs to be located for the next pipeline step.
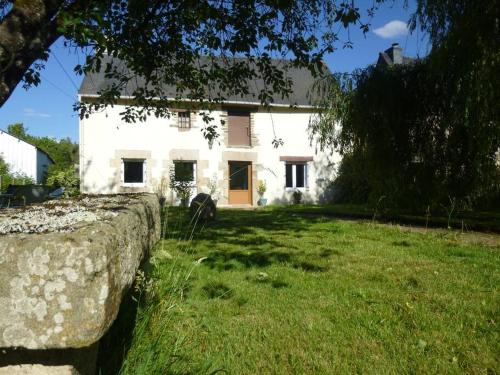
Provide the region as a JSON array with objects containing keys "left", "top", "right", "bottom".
[{"left": 0, "top": 194, "right": 160, "bottom": 349}]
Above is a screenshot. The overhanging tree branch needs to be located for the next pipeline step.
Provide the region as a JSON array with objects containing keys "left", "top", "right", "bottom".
[{"left": 0, "top": 0, "right": 65, "bottom": 105}]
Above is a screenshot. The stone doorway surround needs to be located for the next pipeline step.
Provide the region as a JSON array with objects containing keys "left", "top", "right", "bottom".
[{"left": 219, "top": 151, "right": 258, "bottom": 206}]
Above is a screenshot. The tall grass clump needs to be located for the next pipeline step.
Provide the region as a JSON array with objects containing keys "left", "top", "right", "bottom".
[{"left": 117, "top": 204, "right": 219, "bottom": 375}]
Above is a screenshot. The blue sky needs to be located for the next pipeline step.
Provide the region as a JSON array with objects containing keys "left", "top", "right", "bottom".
[{"left": 0, "top": 0, "right": 428, "bottom": 143}]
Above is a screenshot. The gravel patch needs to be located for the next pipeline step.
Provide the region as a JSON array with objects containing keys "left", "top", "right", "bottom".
[{"left": 0, "top": 194, "right": 144, "bottom": 235}]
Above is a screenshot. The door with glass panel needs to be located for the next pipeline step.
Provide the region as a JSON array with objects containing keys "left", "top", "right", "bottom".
[{"left": 228, "top": 161, "right": 252, "bottom": 204}]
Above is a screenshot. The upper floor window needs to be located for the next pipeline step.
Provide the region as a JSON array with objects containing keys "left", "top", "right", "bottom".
[
  {"left": 285, "top": 163, "right": 308, "bottom": 189},
  {"left": 177, "top": 111, "right": 191, "bottom": 128},
  {"left": 228, "top": 110, "right": 251, "bottom": 146},
  {"left": 122, "top": 159, "right": 146, "bottom": 186}
]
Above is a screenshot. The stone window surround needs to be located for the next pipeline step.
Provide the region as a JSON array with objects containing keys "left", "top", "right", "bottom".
[
  {"left": 166, "top": 149, "right": 209, "bottom": 195},
  {"left": 169, "top": 109, "right": 199, "bottom": 130},
  {"left": 109, "top": 150, "right": 154, "bottom": 193},
  {"left": 121, "top": 158, "right": 147, "bottom": 187},
  {"left": 177, "top": 111, "right": 191, "bottom": 129},
  {"left": 173, "top": 160, "right": 197, "bottom": 184}
]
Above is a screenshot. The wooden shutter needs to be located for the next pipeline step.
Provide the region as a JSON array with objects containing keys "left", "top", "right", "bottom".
[{"left": 228, "top": 111, "right": 251, "bottom": 146}]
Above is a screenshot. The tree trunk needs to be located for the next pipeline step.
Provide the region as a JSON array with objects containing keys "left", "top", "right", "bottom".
[{"left": 0, "top": 0, "right": 64, "bottom": 107}]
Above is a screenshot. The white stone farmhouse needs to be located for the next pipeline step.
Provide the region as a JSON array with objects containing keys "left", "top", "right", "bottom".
[
  {"left": 0, "top": 130, "right": 54, "bottom": 184},
  {"left": 78, "top": 57, "right": 340, "bottom": 206}
]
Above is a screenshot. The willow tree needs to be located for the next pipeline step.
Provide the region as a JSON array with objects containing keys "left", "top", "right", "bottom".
[{"left": 310, "top": 0, "right": 499, "bottom": 209}]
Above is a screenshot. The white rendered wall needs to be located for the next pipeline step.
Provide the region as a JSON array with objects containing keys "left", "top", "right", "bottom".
[
  {"left": 36, "top": 149, "right": 53, "bottom": 182},
  {"left": 0, "top": 131, "right": 38, "bottom": 182},
  {"left": 79, "top": 103, "right": 341, "bottom": 204}
]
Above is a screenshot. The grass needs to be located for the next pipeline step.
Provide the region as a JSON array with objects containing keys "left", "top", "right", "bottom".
[
  {"left": 268, "top": 204, "right": 500, "bottom": 233},
  {"left": 117, "top": 206, "right": 499, "bottom": 374}
]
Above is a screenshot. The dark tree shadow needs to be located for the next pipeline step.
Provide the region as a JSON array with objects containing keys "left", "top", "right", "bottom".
[
  {"left": 162, "top": 208, "right": 340, "bottom": 272},
  {"left": 204, "top": 249, "right": 293, "bottom": 269}
]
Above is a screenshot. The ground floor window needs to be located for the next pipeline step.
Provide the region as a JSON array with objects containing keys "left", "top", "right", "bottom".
[
  {"left": 285, "top": 163, "right": 308, "bottom": 188},
  {"left": 174, "top": 161, "right": 196, "bottom": 182},
  {"left": 122, "top": 159, "right": 146, "bottom": 185}
]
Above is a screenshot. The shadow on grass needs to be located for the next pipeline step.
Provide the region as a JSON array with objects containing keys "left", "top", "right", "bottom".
[
  {"left": 393, "top": 240, "right": 411, "bottom": 247},
  {"left": 271, "top": 280, "right": 290, "bottom": 289},
  {"left": 319, "top": 248, "right": 342, "bottom": 258},
  {"left": 292, "top": 261, "right": 328, "bottom": 272},
  {"left": 162, "top": 207, "right": 338, "bottom": 272},
  {"left": 163, "top": 207, "right": 337, "bottom": 242},
  {"left": 204, "top": 249, "right": 292, "bottom": 269},
  {"left": 202, "top": 282, "right": 234, "bottom": 299}
]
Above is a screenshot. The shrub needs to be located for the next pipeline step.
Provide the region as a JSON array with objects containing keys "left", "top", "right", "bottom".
[
  {"left": 292, "top": 189, "right": 302, "bottom": 204},
  {"left": 46, "top": 166, "right": 80, "bottom": 197},
  {"left": 169, "top": 166, "right": 193, "bottom": 207},
  {"left": 207, "top": 173, "right": 219, "bottom": 201}
]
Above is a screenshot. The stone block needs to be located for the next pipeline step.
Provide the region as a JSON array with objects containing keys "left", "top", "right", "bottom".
[{"left": 0, "top": 194, "right": 160, "bottom": 350}]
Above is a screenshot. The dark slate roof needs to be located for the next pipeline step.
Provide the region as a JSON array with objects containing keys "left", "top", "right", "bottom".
[
  {"left": 376, "top": 43, "right": 416, "bottom": 67},
  {"left": 378, "top": 52, "right": 416, "bottom": 66},
  {"left": 377, "top": 52, "right": 393, "bottom": 66},
  {"left": 79, "top": 55, "right": 323, "bottom": 107}
]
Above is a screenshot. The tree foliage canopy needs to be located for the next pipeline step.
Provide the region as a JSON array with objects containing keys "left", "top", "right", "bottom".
[
  {"left": 0, "top": 0, "right": 377, "bottom": 117},
  {"left": 309, "top": 0, "right": 499, "bottom": 209}
]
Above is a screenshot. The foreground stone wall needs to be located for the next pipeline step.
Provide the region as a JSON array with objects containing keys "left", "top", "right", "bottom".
[{"left": 0, "top": 194, "right": 160, "bottom": 352}]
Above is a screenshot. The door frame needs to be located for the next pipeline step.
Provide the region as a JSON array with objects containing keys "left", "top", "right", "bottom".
[{"left": 228, "top": 161, "right": 252, "bottom": 205}]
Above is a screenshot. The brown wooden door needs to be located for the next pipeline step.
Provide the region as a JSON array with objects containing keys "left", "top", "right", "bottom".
[
  {"left": 228, "top": 161, "right": 252, "bottom": 204},
  {"left": 228, "top": 111, "right": 251, "bottom": 146}
]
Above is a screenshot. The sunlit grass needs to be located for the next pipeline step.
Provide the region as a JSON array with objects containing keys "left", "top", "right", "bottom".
[{"left": 119, "top": 207, "right": 499, "bottom": 374}]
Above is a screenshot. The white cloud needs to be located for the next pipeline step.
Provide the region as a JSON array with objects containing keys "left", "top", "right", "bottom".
[
  {"left": 23, "top": 108, "right": 52, "bottom": 118},
  {"left": 373, "top": 20, "right": 408, "bottom": 39}
]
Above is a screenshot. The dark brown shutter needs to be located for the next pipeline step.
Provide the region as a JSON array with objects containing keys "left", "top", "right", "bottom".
[{"left": 228, "top": 111, "right": 251, "bottom": 146}]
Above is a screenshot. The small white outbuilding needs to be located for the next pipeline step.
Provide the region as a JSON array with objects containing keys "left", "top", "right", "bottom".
[{"left": 0, "top": 130, "right": 54, "bottom": 184}]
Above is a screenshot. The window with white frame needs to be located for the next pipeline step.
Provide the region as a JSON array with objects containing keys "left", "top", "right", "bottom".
[
  {"left": 122, "top": 159, "right": 146, "bottom": 186},
  {"left": 285, "top": 163, "right": 308, "bottom": 188},
  {"left": 174, "top": 161, "right": 196, "bottom": 183}
]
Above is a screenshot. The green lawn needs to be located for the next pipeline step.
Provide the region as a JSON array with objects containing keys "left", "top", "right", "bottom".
[
  {"left": 269, "top": 204, "right": 500, "bottom": 233},
  {"left": 117, "top": 207, "right": 499, "bottom": 374}
]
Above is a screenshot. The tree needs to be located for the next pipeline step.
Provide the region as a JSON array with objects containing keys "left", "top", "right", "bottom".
[
  {"left": 309, "top": 0, "right": 499, "bottom": 210},
  {"left": 0, "top": 1, "right": 376, "bottom": 118},
  {"left": 5, "top": 122, "right": 28, "bottom": 139}
]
